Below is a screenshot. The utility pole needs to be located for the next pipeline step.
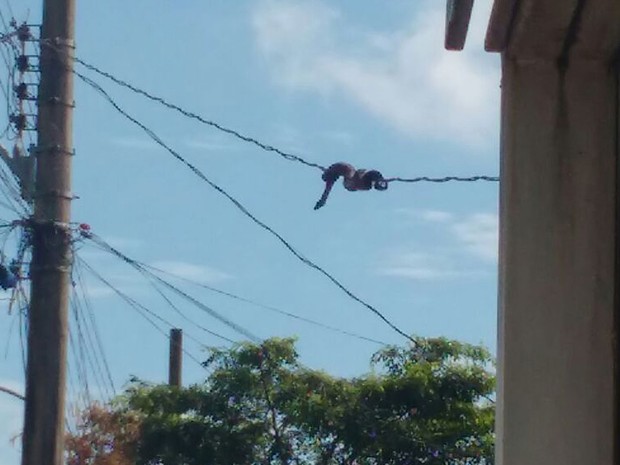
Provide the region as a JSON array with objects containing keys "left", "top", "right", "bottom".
[
  {"left": 169, "top": 328, "right": 183, "bottom": 387},
  {"left": 21, "top": 1, "right": 75, "bottom": 465}
]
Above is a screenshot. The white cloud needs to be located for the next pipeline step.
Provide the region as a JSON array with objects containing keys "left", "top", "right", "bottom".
[
  {"left": 184, "top": 134, "right": 241, "bottom": 152},
  {"left": 392, "top": 208, "right": 498, "bottom": 262},
  {"left": 380, "top": 210, "right": 498, "bottom": 281},
  {"left": 321, "top": 130, "right": 355, "bottom": 146},
  {"left": 73, "top": 267, "right": 152, "bottom": 300},
  {"left": 101, "top": 235, "right": 143, "bottom": 250},
  {"left": 111, "top": 135, "right": 240, "bottom": 154},
  {"left": 396, "top": 208, "right": 454, "bottom": 223},
  {"left": 252, "top": 0, "right": 499, "bottom": 146},
  {"left": 109, "top": 136, "right": 160, "bottom": 151},
  {"left": 253, "top": 1, "right": 339, "bottom": 93},
  {"left": 452, "top": 213, "right": 498, "bottom": 262},
  {"left": 378, "top": 251, "right": 483, "bottom": 281},
  {"left": 149, "top": 261, "right": 232, "bottom": 284},
  {"left": 79, "top": 283, "right": 122, "bottom": 299}
]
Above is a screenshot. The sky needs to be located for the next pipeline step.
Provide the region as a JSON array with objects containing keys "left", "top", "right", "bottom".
[{"left": 0, "top": 1, "right": 501, "bottom": 464}]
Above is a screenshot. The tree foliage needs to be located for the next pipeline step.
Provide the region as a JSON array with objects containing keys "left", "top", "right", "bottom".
[{"left": 66, "top": 337, "right": 495, "bottom": 465}]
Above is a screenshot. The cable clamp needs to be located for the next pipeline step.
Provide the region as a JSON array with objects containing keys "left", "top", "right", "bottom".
[
  {"left": 49, "top": 37, "right": 75, "bottom": 49},
  {"left": 29, "top": 264, "right": 72, "bottom": 273},
  {"left": 30, "top": 145, "right": 75, "bottom": 157},
  {"left": 32, "top": 190, "right": 79, "bottom": 201},
  {"left": 28, "top": 219, "right": 72, "bottom": 230},
  {"left": 37, "top": 97, "right": 75, "bottom": 108}
]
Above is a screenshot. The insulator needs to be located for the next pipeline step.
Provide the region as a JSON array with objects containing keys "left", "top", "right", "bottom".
[
  {"left": 9, "top": 114, "right": 27, "bottom": 131},
  {"left": 17, "top": 25, "right": 31, "bottom": 42},
  {"left": 16, "top": 55, "right": 29, "bottom": 73},
  {"left": 15, "top": 83, "right": 28, "bottom": 100}
]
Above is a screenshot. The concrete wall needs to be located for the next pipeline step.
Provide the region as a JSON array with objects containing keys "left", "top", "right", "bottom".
[{"left": 496, "top": 56, "right": 618, "bottom": 465}]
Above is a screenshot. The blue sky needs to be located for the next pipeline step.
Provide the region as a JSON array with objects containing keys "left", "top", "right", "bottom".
[{"left": 0, "top": 1, "right": 500, "bottom": 463}]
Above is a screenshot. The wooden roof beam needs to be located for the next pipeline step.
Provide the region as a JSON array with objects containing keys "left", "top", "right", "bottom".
[{"left": 445, "top": 0, "right": 474, "bottom": 51}]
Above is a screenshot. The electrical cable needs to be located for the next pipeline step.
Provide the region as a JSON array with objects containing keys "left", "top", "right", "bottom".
[
  {"left": 40, "top": 41, "right": 500, "bottom": 184},
  {"left": 78, "top": 256, "right": 221, "bottom": 370},
  {"left": 142, "top": 262, "right": 388, "bottom": 346},
  {"left": 74, "top": 73, "right": 413, "bottom": 343}
]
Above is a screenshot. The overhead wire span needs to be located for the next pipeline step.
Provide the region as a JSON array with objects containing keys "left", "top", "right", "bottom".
[
  {"left": 0, "top": 384, "right": 23, "bottom": 400},
  {"left": 69, "top": 277, "right": 116, "bottom": 401},
  {"left": 16, "top": 285, "right": 26, "bottom": 373},
  {"left": 39, "top": 42, "right": 499, "bottom": 184},
  {"left": 67, "top": 314, "right": 93, "bottom": 408},
  {"left": 63, "top": 53, "right": 325, "bottom": 171},
  {"left": 75, "top": 72, "right": 413, "bottom": 343},
  {"left": 71, "top": 262, "right": 116, "bottom": 395},
  {"left": 77, "top": 257, "right": 214, "bottom": 371},
  {"left": 142, "top": 262, "right": 388, "bottom": 346},
  {"left": 81, "top": 233, "right": 259, "bottom": 343},
  {"left": 138, "top": 276, "right": 237, "bottom": 344}
]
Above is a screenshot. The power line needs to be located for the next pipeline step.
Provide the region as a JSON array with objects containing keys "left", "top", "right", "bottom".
[
  {"left": 40, "top": 42, "right": 499, "bottom": 184},
  {"left": 82, "top": 233, "right": 386, "bottom": 346},
  {"left": 385, "top": 175, "right": 499, "bottom": 183},
  {"left": 142, "top": 263, "right": 388, "bottom": 346},
  {"left": 69, "top": 271, "right": 116, "bottom": 400},
  {"left": 67, "top": 312, "right": 93, "bottom": 408},
  {"left": 0, "top": 384, "right": 24, "bottom": 400},
  {"left": 65, "top": 51, "right": 325, "bottom": 171},
  {"left": 77, "top": 257, "right": 217, "bottom": 370},
  {"left": 135, "top": 271, "right": 237, "bottom": 344},
  {"left": 79, "top": 231, "right": 385, "bottom": 346},
  {"left": 75, "top": 73, "right": 413, "bottom": 343},
  {"left": 83, "top": 234, "right": 259, "bottom": 343}
]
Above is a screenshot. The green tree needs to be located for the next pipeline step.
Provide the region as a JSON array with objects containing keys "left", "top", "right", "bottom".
[{"left": 67, "top": 337, "right": 494, "bottom": 465}]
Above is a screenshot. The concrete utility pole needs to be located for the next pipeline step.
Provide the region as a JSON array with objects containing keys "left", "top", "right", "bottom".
[
  {"left": 169, "top": 328, "right": 183, "bottom": 387},
  {"left": 21, "top": 0, "right": 75, "bottom": 465},
  {"left": 486, "top": 2, "right": 619, "bottom": 464},
  {"left": 446, "top": 2, "right": 620, "bottom": 463}
]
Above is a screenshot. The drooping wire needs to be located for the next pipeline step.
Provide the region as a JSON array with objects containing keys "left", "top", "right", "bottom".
[
  {"left": 64, "top": 53, "right": 325, "bottom": 171},
  {"left": 0, "top": 384, "right": 23, "bottom": 400},
  {"left": 82, "top": 233, "right": 260, "bottom": 343},
  {"left": 76, "top": 231, "right": 383, "bottom": 346},
  {"left": 0, "top": 15, "right": 21, "bottom": 141},
  {"left": 71, "top": 259, "right": 117, "bottom": 394},
  {"left": 67, "top": 311, "right": 93, "bottom": 408},
  {"left": 16, "top": 286, "right": 26, "bottom": 373},
  {"left": 70, "top": 263, "right": 116, "bottom": 401},
  {"left": 74, "top": 73, "right": 413, "bottom": 344},
  {"left": 137, "top": 275, "right": 237, "bottom": 344},
  {"left": 3, "top": 302, "right": 17, "bottom": 355},
  {"left": 142, "top": 263, "right": 388, "bottom": 346},
  {"left": 65, "top": 356, "right": 86, "bottom": 431},
  {"left": 2, "top": 0, "right": 15, "bottom": 24},
  {"left": 82, "top": 243, "right": 238, "bottom": 345},
  {"left": 40, "top": 42, "right": 499, "bottom": 184},
  {"left": 0, "top": 159, "right": 30, "bottom": 215},
  {"left": 77, "top": 257, "right": 214, "bottom": 371}
]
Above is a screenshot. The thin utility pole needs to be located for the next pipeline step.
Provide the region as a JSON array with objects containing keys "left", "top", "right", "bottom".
[
  {"left": 169, "top": 328, "right": 183, "bottom": 387},
  {"left": 21, "top": 1, "right": 75, "bottom": 465}
]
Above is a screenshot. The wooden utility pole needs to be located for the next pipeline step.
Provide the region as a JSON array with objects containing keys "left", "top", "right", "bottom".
[
  {"left": 21, "top": 1, "right": 75, "bottom": 465},
  {"left": 169, "top": 328, "right": 183, "bottom": 387}
]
